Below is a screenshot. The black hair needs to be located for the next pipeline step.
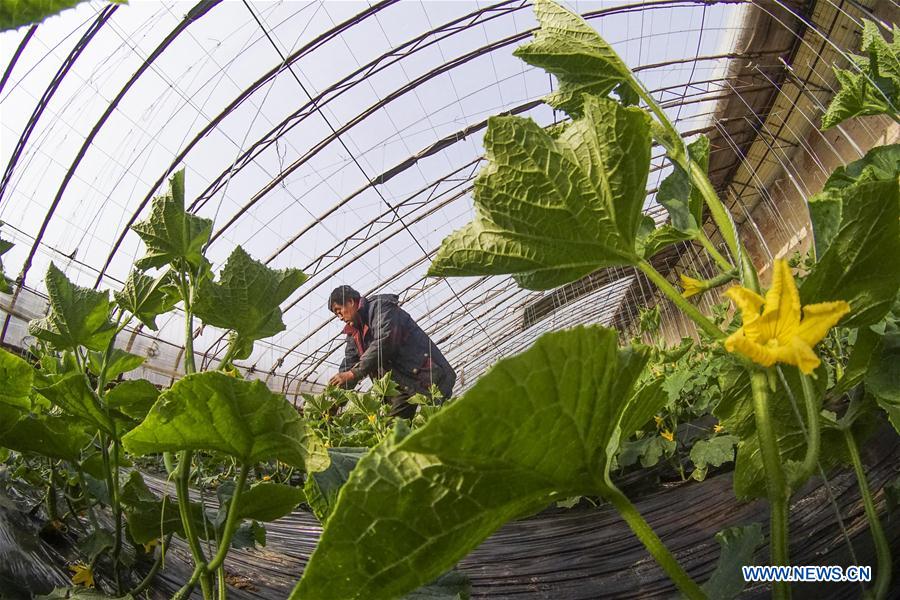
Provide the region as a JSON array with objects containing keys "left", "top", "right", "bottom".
[{"left": 328, "top": 285, "right": 360, "bottom": 310}]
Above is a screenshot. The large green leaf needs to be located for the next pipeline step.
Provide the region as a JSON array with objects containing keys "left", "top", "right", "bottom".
[
  {"left": 36, "top": 371, "right": 115, "bottom": 435},
  {"left": 106, "top": 379, "right": 159, "bottom": 422},
  {"left": 801, "top": 177, "right": 899, "bottom": 327},
  {"left": 233, "top": 482, "right": 305, "bottom": 523},
  {"left": 429, "top": 95, "right": 650, "bottom": 290},
  {"left": 689, "top": 434, "right": 738, "bottom": 482},
  {"left": 657, "top": 135, "right": 710, "bottom": 233},
  {"left": 0, "top": 0, "right": 120, "bottom": 32},
  {"left": 0, "top": 411, "right": 89, "bottom": 461},
  {"left": 131, "top": 170, "right": 212, "bottom": 271},
  {"left": 867, "top": 331, "right": 900, "bottom": 433},
  {"left": 28, "top": 263, "right": 116, "bottom": 352},
  {"left": 822, "top": 21, "right": 899, "bottom": 129},
  {"left": 113, "top": 269, "right": 178, "bottom": 330},
  {"left": 304, "top": 447, "right": 368, "bottom": 522},
  {"left": 637, "top": 223, "right": 692, "bottom": 260},
  {"left": 193, "top": 246, "right": 307, "bottom": 360},
  {"left": 87, "top": 348, "right": 145, "bottom": 381},
  {"left": 0, "top": 229, "right": 12, "bottom": 294},
  {"left": 0, "top": 348, "right": 33, "bottom": 410},
  {"left": 122, "top": 372, "right": 328, "bottom": 471},
  {"left": 120, "top": 470, "right": 214, "bottom": 544},
  {"left": 512, "top": 0, "right": 632, "bottom": 116},
  {"left": 701, "top": 523, "right": 764, "bottom": 600},
  {"left": 291, "top": 326, "right": 665, "bottom": 600}
]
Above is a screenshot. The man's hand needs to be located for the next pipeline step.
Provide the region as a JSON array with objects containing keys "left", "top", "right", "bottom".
[{"left": 329, "top": 371, "right": 355, "bottom": 387}]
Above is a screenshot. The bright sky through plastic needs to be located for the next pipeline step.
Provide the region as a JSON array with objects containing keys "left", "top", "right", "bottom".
[{"left": 0, "top": 0, "right": 746, "bottom": 390}]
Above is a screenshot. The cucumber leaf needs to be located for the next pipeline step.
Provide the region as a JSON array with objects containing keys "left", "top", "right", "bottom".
[
  {"left": 193, "top": 246, "right": 307, "bottom": 360},
  {"left": 657, "top": 135, "right": 710, "bottom": 233},
  {"left": 87, "top": 348, "right": 145, "bottom": 381},
  {"left": 701, "top": 523, "right": 764, "bottom": 600},
  {"left": 867, "top": 330, "right": 900, "bottom": 433},
  {"left": 131, "top": 170, "right": 212, "bottom": 271},
  {"left": 0, "top": 0, "right": 117, "bottom": 32},
  {"left": 36, "top": 371, "right": 115, "bottom": 435},
  {"left": 232, "top": 482, "right": 305, "bottom": 523},
  {"left": 822, "top": 21, "right": 899, "bottom": 129},
  {"left": 106, "top": 379, "right": 159, "bottom": 422},
  {"left": 114, "top": 269, "right": 178, "bottom": 330},
  {"left": 0, "top": 348, "right": 33, "bottom": 410},
  {"left": 28, "top": 263, "right": 116, "bottom": 352},
  {"left": 0, "top": 411, "right": 90, "bottom": 461},
  {"left": 304, "top": 447, "right": 368, "bottom": 522},
  {"left": 429, "top": 95, "right": 650, "bottom": 290},
  {"left": 512, "top": 0, "right": 632, "bottom": 117},
  {"left": 291, "top": 326, "right": 665, "bottom": 600},
  {"left": 801, "top": 176, "right": 899, "bottom": 327},
  {"left": 122, "top": 372, "right": 329, "bottom": 472}
]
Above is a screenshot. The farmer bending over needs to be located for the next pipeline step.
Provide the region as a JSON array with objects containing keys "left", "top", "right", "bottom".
[{"left": 327, "top": 285, "right": 456, "bottom": 418}]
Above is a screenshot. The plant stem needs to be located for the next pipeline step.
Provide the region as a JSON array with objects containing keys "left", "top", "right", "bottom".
[
  {"left": 180, "top": 272, "right": 197, "bottom": 376},
  {"left": 128, "top": 533, "right": 173, "bottom": 596},
  {"left": 207, "top": 463, "right": 249, "bottom": 573},
  {"left": 844, "top": 429, "right": 892, "bottom": 600},
  {"left": 111, "top": 440, "right": 124, "bottom": 594},
  {"left": 637, "top": 259, "right": 723, "bottom": 340},
  {"left": 217, "top": 565, "right": 228, "bottom": 600},
  {"left": 750, "top": 370, "right": 791, "bottom": 600},
  {"left": 694, "top": 230, "right": 734, "bottom": 273},
  {"left": 790, "top": 374, "right": 821, "bottom": 490},
  {"left": 604, "top": 482, "right": 705, "bottom": 600},
  {"left": 172, "top": 563, "right": 205, "bottom": 600},
  {"left": 175, "top": 450, "right": 212, "bottom": 597}
]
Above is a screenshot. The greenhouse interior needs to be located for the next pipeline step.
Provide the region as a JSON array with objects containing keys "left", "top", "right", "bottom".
[{"left": 0, "top": 0, "right": 898, "bottom": 598}]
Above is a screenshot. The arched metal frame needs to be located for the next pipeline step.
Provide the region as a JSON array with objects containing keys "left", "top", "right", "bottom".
[{"left": 0, "top": 0, "right": 891, "bottom": 391}]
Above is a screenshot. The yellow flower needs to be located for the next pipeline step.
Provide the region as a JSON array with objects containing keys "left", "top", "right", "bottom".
[
  {"left": 660, "top": 429, "right": 674, "bottom": 442},
  {"left": 143, "top": 538, "right": 160, "bottom": 553},
  {"left": 262, "top": 475, "right": 271, "bottom": 481},
  {"left": 653, "top": 415, "right": 664, "bottom": 429},
  {"left": 724, "top": 259, "right": 849, "bottom": 374},
  {"left": 713, "top": 424, "right": 724, "bottom": 434},
  {"left": 367, "top": 414, "right": 376, "bottom": 424},
  {"left": 679, "top": 273, "right": 705, "bottom": 299},
  {"left": 69, "top": 562, "right": 94, "bottom": 588}
]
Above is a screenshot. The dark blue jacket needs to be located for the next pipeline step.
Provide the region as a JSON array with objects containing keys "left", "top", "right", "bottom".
[{"left": 339, "top": 294, "right": 455, "bottom": 398}]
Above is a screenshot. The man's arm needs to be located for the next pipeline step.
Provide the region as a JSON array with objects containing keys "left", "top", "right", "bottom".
[{"left": 332, "top": 336, "right": 360, "bottom": 389}]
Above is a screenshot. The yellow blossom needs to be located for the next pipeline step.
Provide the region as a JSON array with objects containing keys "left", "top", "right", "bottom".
[
  {"left": 660, "top": 429, "right": 674, "bottom": 442},
  {"left": 653, "top": 415, "right": 664, "bottom": 429},
  {"left": 262, "top": 475, "right": 271, "bottom": 481},
  {"left": 69, "top": 562, "right": 94, "bottom": 588},
  {"left": 679, "top": 273, "right": 706, "bottom": 299},
  {"left": 143, "top": 538, "right": 160, "bottom": 553},
  {"left": 367, "top": 414, "right": 376, "bottom": 424},
  {"left": 723, "top": 259, "right": 850, "bottom": 374},
  {"left": 713, "top": 424, "right": 724, "bottom": 434}
]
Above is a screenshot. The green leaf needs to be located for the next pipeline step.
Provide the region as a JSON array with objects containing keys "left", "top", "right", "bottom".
[
  {"left": 701, "top": 523, "right": 764, "bottom": 600},
  {"left": 234, "top": 482, "right": 305, "bottom": 523},
  {"left": 801, "top": 177, "right": 900, "bottom": 327},
  {"left": 304, "top": 447, "right": 368, "bottom": 522},
  {"left": 35, "top": 587, "right": 134, "bottom": 600},
  {"left": 106, "top": 379, "right": 159, "bottom": 422},
  {"left": 429, "top": 95, "right": 650, "bottom": 290},
  {"left": 403, "top": 571, "right": 471, "bottom": 600},
  {"left": 79, "top": 529, "right": 114, "bottom": 563},
  {"left": 637, "top": 224, "right": 692, "bottom": 259},
  {"left": 193, "top": 246, "right": 307, "bottom": 360},
  {"left": 0, "top": 348, "right": 33, "bottom": 410},
  {"left": 834, "top": 325, "right": 882, "bottom": 396},
  {"left": 867, "top": 331, "right": 900, "bottom": 433},
  {"left": 513, "top": 0, "right": 633, "bottom": 116},
  {"left": 291, "top": 326, "right": 664, "bottom": 600},
  {"left": 0, "top": 412, "right": 89, "bottom": 461},
  {"left": 114, "top": 269, "right": 178, "bottom": 330},
  {"left": 36, "top": 372, "right": 115, "bottom": 435},
  {"left": 0, "top": 0, "right": 103, "bottom": 32},
  {"left": 0, "top": 228, "right": 12, "bottom": 294},
  {"left": 821, "top": 22, "right": 899, "bottom": 129},
  {"left": 689, "top": 434, "right": 738, "bottom": 479},
  {"left": 657, "top": 135, "right": 710, "bottom": 233},
  {"left": 122, "top": 371, "right": 329, "bottom": 471},
  {"left": 231, "top": 520, "right": 266, "bottom": 549},
  {"left": 87, "top": 348, "right": 145, "bottom": 381},
  {"left": 28, "top": 263, "right": 115, "bottom": 352},
  {"left": 125, "top": 496, "right": 213, "bottom": 545},
  {"left": 131, "top": 170, "right": 212, "bottom": 271}
]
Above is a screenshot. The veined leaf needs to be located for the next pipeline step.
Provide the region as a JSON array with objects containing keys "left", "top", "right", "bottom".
[
  {"left": 822, "top": 21, "right": 899, "bottom": 129},
  {"left": 0, "top": 411, "right": 89, "bottom": 461},
  {"left": 867, "top": 331, "right": 900, "bottom": 433},
  {"left": 122, "top": 372, "right": 329, "bottom": 471},
  {"left": 232, "top": 482, "right": 305, "bottom": 523},
  {"left": 106, "top": 379, "right": 159, "bottom": 422},
  {"left": 637, "top": 224, "right": 692, "bottom": 260},
  {"left": 193, "top": 246, "right": 307, "bottom": 360},
  {"left": 657, "top": 135, "right": 710, "bottom": 233},
  {"left": 131, "top": 170, "right": 212, "bottom": 271},
  {"left": 87, "top": 348, "right": 145, "bottom": 381},
  {"left": 28, "top": 263, "right": 115, "bottom": 352},
  {"left": 801, "top": 176, "right": 899, "bottom": 327},
  {"left": 291, "top": 326, "right": 665, "bottom": 600},
  {"left": 304, "top": 447, "right": 368, "bottom": 522},
  {"left": 429, "top": 95, "right": 650, "bottom": 290},
  {"left": 114, "top": 269, "right": 178, "bottom": 330},
  {"left": 701, "top": 523, "right": 764, "bottom": 600},
  {"left": 513, "top": 0, "right": 632, "bottom": 116},
  {"left": 0, "top": 348, "right": 33, "bottom": 410},
  {"left": 119, "top": 470, "right": 214, "bottom": 544},
  {"left": 0, "top": 228, "right": 12, "bottom": 294},
  {"left": 36, "top": 372, "right": 115, "bottom": 435},
  {"left": 689, "top": 434, "right": 738, "bottom": 481},
  {"left": 0, "top": 0, "right": 119, "bottom": 32}
]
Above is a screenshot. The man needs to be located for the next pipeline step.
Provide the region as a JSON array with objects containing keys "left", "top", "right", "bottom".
[{"left": 327, "top": 285, "right": 456, "bottom": 418}]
